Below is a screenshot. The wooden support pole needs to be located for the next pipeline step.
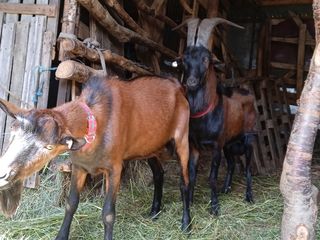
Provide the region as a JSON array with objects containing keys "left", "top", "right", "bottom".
[
  {"left": 76, "top": 0, "right": 177, "bottom": 59},
  {"left": 56, "top": 60, "right": 105, "bottom": 82},
  {"left": 280, "top": 1, "right": 319, "bottom": 239},
  {"left": 60, "top": 38, "right": 152, "bottom": 75}
]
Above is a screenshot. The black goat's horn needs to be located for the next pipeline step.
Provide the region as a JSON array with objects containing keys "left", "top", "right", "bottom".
[
  {"left": 196, "top": 18, "right": 244, "bottom": 49},
  {"left": 173, "top": 18, "right": 200, "bottom": 46}
]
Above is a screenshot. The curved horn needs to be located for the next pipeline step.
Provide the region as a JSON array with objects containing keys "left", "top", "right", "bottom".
[
  {"left": 196, "top": 18, "right": 244, "bottom": 48},
  {"left": 173, "top": 18, "right": 200, "bottom": 46}
]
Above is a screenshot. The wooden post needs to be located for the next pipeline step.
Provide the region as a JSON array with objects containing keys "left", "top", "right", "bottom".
[
  {"left": 57, "top": 0, "right": 78, "bottom": 106},
  {"left": 280, "top": 1, "right": 320, "bottom": 239}
]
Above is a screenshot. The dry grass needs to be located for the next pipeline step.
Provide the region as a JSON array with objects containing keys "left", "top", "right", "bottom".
[{"left": 0, "top": 160, "right": 319, "bottom": 240}]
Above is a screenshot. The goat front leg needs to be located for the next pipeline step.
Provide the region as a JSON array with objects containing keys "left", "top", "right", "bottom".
[
  {"left": 209, "top": 143, "right": 221, "bottom": 216},
  {"left": 188, "top": 145, "right": 199, "bottom": 204},
  {"left": 55, "top": 166, "right": 87, "bottom": 240},
  {"left": 147, "top": 157, "right": 164, "bottom": 219},
  {"left": 102, "top": 163, "right": 122, "bottom": 240}
]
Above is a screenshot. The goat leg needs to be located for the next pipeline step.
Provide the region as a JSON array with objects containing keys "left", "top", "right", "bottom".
[
  {"left": 188, "top": 146, "right": 199, "bottom": 204},
  {"left": 244, "top": 137, "right": 254, "bottom": 203},
  {"left": 222, "top": 144, "right": 236, "bottom": 194},
  {"left": 102, "top": 164, "right": 122, "bottom": 240},
  {"left": 147, "top": 157, "right": 164, "bottom": 219},
  {"left": 209, "top": 145, "right": 221, "bottom": 215},
  {"left": 55, "top": 166, "right": 87, "bottom": 240}
]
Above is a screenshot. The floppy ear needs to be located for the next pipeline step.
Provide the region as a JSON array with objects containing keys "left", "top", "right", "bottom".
[
  {"left": 60, "top": 136, "right": 87, "bottom": 151},
  {"left": 0, "top": 99, "right": 28, "bottom": 119},
  {"left": 0, "top": 180, "right": 23, "bottom": 218}
]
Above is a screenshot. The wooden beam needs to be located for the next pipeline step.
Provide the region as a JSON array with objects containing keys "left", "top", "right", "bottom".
[
  {"left": 60, "top": 37, "right": 152, "bottom": 75},
  {"left": 258, "top": 0, "right": 312, "bottom": 6},
  {"left": 296, "top": 24, "right": 306, "bottom": 96},
  {"left": 272, "top": 36, "right": 315, "bottom": 46},
  {"left": 56, "top": 60, "right": 105, "bottom": 82},
  {"left": 0, "top": 3, "right": 56, "bottom": 17},
  {"left": 77, "top": 0, "right": 177, "bottom": 59}
]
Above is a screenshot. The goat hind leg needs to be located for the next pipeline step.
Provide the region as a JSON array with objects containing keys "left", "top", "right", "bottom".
[
  {"left": 244, "top": 136, "right": 254, "bottom": 203},
  {"left": 55, "top": 166, "right": 87, "bottom": 240},
  {"left": 147, "top": 157, "right": 164, "bottom": 219},
  {"left": 222, "top": 145, "right": 235, "bottom": 194},
  {"left": 175, "top": 135, "right": 191, "bottom": 232}
]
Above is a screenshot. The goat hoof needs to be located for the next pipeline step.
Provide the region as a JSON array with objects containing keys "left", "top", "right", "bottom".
[
  {"left": 210, "top": 204, "right": 220, "bottom": 216},
  {"left": 149, "top": 209, "right": 161, "bottom": 220},
  {"left": 245, "top": 194, "right": 254, "bottom": 204},
  {"left": 221, "top": 186, "right": 231, "bottom": 194},
  {"left": 181, "top": 220, "right": 192, "bottom": 233}
]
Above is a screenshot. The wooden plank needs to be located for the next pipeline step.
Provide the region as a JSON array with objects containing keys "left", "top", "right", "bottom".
[
  {"left": 46, "top": 0, "right": 61, "bottom": 47},
  {"left": 259, "top": 0, "right": 312, "bottom": 6},
  {"left": 0, "top": 3, "right": 57, "bottom": 17},
  {"left": 21, "top": 0, "right": 36, "bottom": 22},
  {"left": 21, "top": 16, "right": 46, "bottom": 109},
  {"left": 3, "top": 22, "right": 30, "bottom": 150},
  {"left": 5, "top": 0, "right": 19, "bottom": 23},
  {"left": 296, "top": 24, "right": 306, "bottom": 96},
  {"left": 0, "top": 12, "right": 3, "bottom": 41},
  {"left": 0, "top": 23, "right": 16, "bottom": 152},
  {"left": 271, "top": 36, "right": 315, "bottom": 46},
  {"left": 37, "top": 31, "right": 54, "bottom": 109}
]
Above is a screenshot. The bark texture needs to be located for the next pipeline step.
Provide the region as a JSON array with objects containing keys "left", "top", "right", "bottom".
[{"left": 280, "top": 2, "right": 320, "bottom": 239}]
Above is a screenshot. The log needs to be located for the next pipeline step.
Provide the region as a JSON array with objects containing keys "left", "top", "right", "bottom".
[
  {"left": 60, "top": 38, "right": 152, "bottom": 75},
  {"left": 280, "top": 1, "right": 320, "bottom": 239},
  {"left": 76, "top": 0, "right": 177, "bottom": 58},
  {"left": 105, "top": 0, "right": 148, "bottom": 37},
  {"left": 133, "top": 0, "right": 186, "bottom": 38},
  {"left": 55, "top": 60, "right": 105, "bottom": 82}
]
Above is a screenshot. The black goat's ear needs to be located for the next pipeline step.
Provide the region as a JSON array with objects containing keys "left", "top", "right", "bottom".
[
  {"left": 60, "top": 136, "right": 86, "bottom": 151},
  {"left": 164, "top": 58, "right": 182, "bottom": 68},
  {"left": 0, "top": 99, "right": 28, "bottom": 119}
]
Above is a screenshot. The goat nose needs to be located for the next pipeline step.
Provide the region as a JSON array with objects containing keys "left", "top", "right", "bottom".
[{"left": 187, "top": 77, "right": 198, "bottom": 87}]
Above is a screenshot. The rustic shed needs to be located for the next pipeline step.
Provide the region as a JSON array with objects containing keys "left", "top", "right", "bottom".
[
  {"left": 0, "top": 0, "right": 314, "bottom": 175},
  {"left": 0, "top": 0, "right": 319, "bottom": 239}
]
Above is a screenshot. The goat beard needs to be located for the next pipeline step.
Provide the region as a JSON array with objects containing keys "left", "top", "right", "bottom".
[{"left": 0, "top": 180, "right": 23, "bottom": 218}]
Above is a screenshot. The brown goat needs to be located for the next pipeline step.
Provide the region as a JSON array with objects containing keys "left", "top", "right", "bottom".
[
  {"left": 0, "top": 75, "right": 191, "bottom": 239},
  {"left": 178, "top": 18, "right": 257, "bottom": 215}
]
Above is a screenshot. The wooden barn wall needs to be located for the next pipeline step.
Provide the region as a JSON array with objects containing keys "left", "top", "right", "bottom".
[{"left": 0, "top": 0, "right": 60, "bottom": 187}]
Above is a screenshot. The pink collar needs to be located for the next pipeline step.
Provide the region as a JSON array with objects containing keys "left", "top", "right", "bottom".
[
  {"left": 80, "top": 102, "right": 97, "bottom": 145},
  {"left": 190, "top": 102, "right": 214, "bottom": 118}
]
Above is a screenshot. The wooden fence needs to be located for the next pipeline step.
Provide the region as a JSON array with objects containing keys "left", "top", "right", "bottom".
[{"left": 0, "top": 0, "right": 60, "bottom": 187}]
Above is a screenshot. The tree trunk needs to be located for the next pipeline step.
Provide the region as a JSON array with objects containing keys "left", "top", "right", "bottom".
[{"left": 280, "top": 1, "right": 320, "bottom": 239}]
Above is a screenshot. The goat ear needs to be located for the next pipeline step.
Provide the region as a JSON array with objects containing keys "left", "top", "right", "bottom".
[
  {"left": 60, "top": 136, "right": 87, "bottom": 151},
  {"left": 0, "top": 99, "right": 28, "bottom": 119}
]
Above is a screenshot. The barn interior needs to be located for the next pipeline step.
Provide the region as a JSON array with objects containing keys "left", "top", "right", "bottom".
[{"left": 0, "top": 0, "right": 319, "bottom": 239}]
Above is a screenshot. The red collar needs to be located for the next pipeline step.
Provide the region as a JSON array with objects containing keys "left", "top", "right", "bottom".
[
  {"left": 190, "top": 102, "right": 214, "bottom": 118},
  {"left": 80, "top": 102, "right": 97, "bottom": 145}
]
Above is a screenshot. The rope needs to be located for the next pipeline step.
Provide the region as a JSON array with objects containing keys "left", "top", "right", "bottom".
[
  {"left": 32, "top": 66, "right": 57, "bottom": 106},
  {"left": 83, "top": 38, "right": 108, "bottom": 76}
]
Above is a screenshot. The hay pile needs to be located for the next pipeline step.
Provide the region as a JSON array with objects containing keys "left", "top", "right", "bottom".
[{"left": 0, "top": 160, "right": 319, "bottom": 240}]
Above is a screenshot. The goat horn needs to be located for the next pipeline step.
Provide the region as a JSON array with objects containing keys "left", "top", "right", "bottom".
[
  {"left": 173, "top": 18, "right": 200, "bottom": 46},
  {"left": 196, "top": 18, "right": 244, "bottom": 48}
]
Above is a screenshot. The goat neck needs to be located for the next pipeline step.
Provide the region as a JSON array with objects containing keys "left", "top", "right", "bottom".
[
  {"left": 55, "top": 101, "right": 94, "bottom": 143},
  {"left": 187, "top": 64, "right": 219, "bottom": 116}
]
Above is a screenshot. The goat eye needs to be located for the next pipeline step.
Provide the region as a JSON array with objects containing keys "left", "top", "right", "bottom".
[{"left": 45, "top": 145, "right": 54, "bottom": 150}]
